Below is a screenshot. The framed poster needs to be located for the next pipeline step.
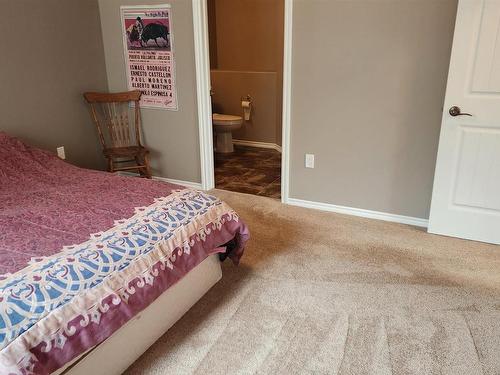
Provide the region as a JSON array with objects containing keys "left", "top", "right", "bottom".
[{"left": 120, "top": 4, "right": 178, "bottom": 110}]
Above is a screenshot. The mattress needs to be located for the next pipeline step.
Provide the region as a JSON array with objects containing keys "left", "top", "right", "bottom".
[{"left": 0, "top": 132, "right": 249, "bottom": 374}]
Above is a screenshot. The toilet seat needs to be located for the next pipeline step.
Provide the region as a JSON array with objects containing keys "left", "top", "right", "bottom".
[
  {"left": 212, "top": 113, "right": 243, "bottom": 126},
  {"left": 212, "top": 113, "right": 243, "bottom": 153}
]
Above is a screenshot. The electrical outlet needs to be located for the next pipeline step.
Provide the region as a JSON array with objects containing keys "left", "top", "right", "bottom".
[
  {"left": 57, "top": 146, "right": 66, "bottom": 160},
  {"left": 305, "top": 153, "right": 315, "bottom": 168}
]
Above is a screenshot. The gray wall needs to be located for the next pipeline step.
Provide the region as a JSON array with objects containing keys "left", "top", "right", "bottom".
[
  {"left": 98, "top": 0, "right": 201, "bottom": 183},
  {"left": 0, "top": 0, "right": 108, "bottom": 169},
  {"left": 1, "top": 0, "right": 457, "bottom": 220},
  {"left": 289, "top": 0, "right": 457, "bottom": 219}
]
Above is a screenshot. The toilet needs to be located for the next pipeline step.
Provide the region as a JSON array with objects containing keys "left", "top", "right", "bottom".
[{"left": 213, "top": 113, "right": 243, "bottom": 153}]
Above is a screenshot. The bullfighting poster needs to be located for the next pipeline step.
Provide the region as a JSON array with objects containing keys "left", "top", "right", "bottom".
[{"left": 120, "top": 5, "right": 177, "bottom": 110}]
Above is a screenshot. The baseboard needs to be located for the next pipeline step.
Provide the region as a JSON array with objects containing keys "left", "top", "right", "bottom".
[
  {"left": 152, "top": 176, "right": 203, "bottom": 190},
  {"left": 117, "top": 172, "right": 203, "bottom": 190},
  {"left": 118, "top": 171, "right": 427, "bottom": 227},
  {"left": 232, "top": 139, "right": 282, "bottom": 153},
  {"left": 286, "top": 197, "right": 429, "bottom": 228}
]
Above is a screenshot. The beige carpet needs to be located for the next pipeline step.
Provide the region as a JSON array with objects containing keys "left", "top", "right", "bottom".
[{"left": 125, "top": 190, "right": 500, "bottom": 375}]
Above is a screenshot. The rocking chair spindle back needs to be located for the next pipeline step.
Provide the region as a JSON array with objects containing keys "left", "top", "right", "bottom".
[{"left": 83, "top": 90, "right": 152, "bottom": 178}]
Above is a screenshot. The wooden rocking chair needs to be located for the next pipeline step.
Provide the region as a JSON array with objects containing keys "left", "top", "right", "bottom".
[{"left": 83, "top": 90, "right": 152, "bottom": 178}]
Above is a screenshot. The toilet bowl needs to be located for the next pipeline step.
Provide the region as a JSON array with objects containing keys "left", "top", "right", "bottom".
[{"left": 213, "top": 113, "right": 243, "bottom": 153}]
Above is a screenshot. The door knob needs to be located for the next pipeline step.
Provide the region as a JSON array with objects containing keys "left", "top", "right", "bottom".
[{"left": 449, "top": 106, "right": 472, "bottom": 117}]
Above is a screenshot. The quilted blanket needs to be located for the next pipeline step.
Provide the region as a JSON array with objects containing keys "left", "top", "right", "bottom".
[{"left": 0, "top": 133, "right": 249, "bottom": 374}]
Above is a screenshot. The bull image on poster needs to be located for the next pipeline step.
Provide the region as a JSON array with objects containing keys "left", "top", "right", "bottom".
[{"left": 121, "top": 5, "right": 178, "bottom": 110}]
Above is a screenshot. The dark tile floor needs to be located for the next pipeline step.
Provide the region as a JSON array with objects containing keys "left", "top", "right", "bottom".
[{"left": 215, "top": 145, "right": 281, "bottom": 199}]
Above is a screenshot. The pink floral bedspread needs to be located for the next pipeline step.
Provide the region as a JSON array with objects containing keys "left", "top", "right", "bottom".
[
  {"left": 0, "top": 133, "right": 178, "bottom": 276},
  {"left": 0, "top": 132, "right": 249, "bottom": 374}
]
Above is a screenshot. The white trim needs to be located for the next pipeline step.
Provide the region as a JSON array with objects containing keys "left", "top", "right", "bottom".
[
  {"left": 281, "top": 0, "right": 293, "bottom": 204},
  {"left": 287, "top": 197, "right": 429, "bottom": 228},
  {"left": 118, "top": 172, "right": 203, "bottom": 190},
  {"left": 151, "top": 176, "right": 203, "bottom": 190},
  {"left": 193, "top": 0, "right": 292, "bottom": 200},
  {"left": 192, "top": 0, "right": 214, "bottom": 190},
  {"left": 232, "top": 139, "right": 282, "bottom": 153}
]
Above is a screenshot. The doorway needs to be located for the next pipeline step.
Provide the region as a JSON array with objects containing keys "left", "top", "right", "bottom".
[
  {"left": 209, "top": 0, "right": 283, "bottom": 199},
  {"left": 192, "top": 0, "right": 292, "bottom": 202}
]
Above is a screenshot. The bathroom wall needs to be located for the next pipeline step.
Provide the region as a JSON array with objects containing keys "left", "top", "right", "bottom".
[
  {"left": 98, "top": 0, "right": 201, "bottom": 183},
  {"left": 0, "top": 0, "right": 107, "bottom": 170},
  {"left": 208, "top": 0, "right": 284, "bottom": 146},
  {"left": 211, "top": 71, "right": 278, "bottom": 144},
  {"left": 289, "top": 0, "right": 457, "bottom": 219},
  {"left": 207, "top": 0, "right": 218, "bottom": 71}
]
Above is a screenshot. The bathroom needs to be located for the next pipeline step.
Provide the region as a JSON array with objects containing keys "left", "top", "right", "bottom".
[{"left": 208, "top": 0, "right": 284, "bottom": 199}]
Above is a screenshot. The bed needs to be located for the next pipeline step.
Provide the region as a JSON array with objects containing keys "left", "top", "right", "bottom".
[{"left": 0, "top": 132, "right": 249, "bottom": 375}]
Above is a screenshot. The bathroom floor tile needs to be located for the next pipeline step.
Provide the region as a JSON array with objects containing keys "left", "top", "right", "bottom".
[
  {"left": 215, "top": 145, "right": 281, "bottom": 199},
  {"left": 257, "top": 178, "right": 281, "bottom": 199}
]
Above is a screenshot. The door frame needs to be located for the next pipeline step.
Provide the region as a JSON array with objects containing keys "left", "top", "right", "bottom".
[{"left": 191, "top": 0, "right": 293, "bottom": 203}]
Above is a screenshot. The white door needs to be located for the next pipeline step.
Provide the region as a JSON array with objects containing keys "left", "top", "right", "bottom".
[{"left": 429, "top": 0, "right": 500, "bottom": 244}]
